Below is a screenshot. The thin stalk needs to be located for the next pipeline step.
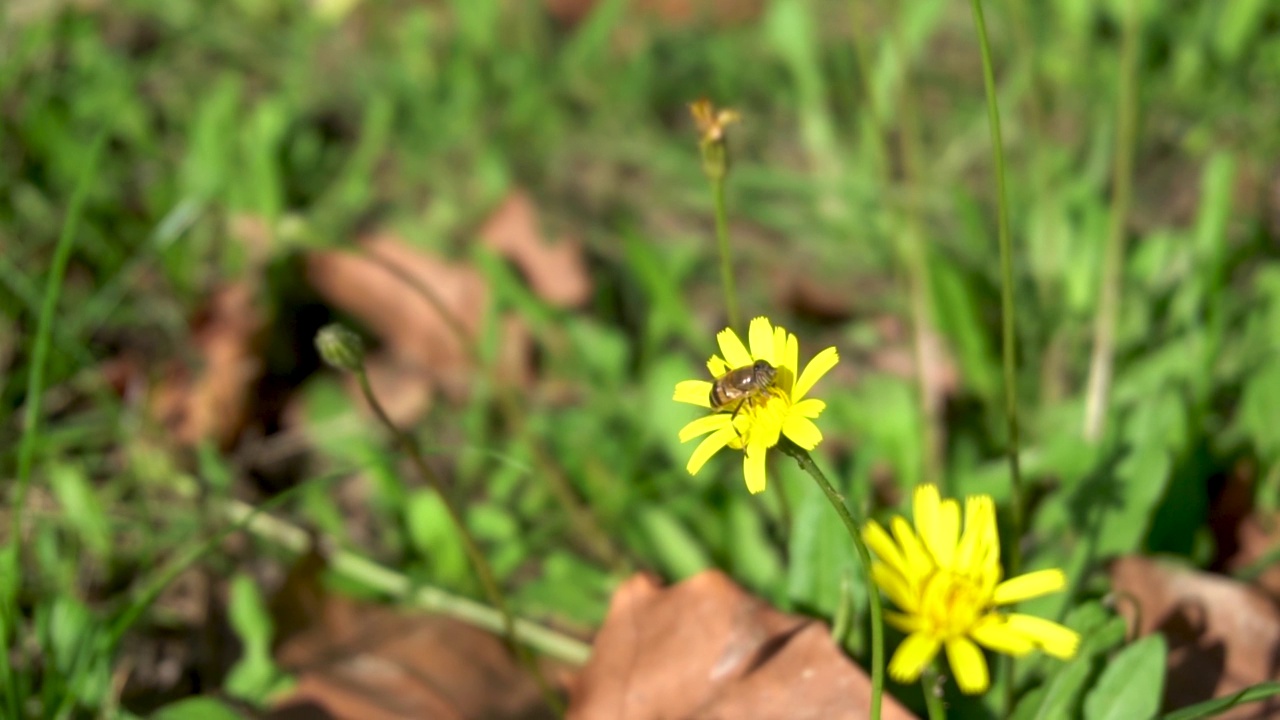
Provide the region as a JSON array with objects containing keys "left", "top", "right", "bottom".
[
  {"left": 354, "top": 370, "right": 564, "bottom": 715},
  {"left": 921, "top": 668, "right": 947, "bottom": 720},
  {"left": 1082, "top": 1, "right": 1142, "bottom": 441},
  {"left": 967, "top": 0, "right": 1024, "bottom": 576},
  {"left": 220, "top": 500, "right": 591, "bottom": 664},
  {"left": 967, "top": 3, "right": 1024, "bottom": 714},
  {"left": 711, "top": 176, "right": 741, "bottom": 331},
  {"left": 781, "top": 440, "right": 883, "bottom": 720},
  {"left": 3, "top": 132, "right": 106, "bottom": 716},
  {"left": 370, "top": 247, "right": 624, "bottom": 569},
  {"left": 848, "top": 0, "right": 942, "bottom": 487}
]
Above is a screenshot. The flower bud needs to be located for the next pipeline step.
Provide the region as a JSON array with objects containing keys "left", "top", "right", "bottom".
[{"left": 315, "top": 323, "right": 365, "bottom": 372}]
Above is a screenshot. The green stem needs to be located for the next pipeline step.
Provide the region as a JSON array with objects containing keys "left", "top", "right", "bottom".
[
  {"left": 967, "top": 0, "right": 1024, "bottom": 580},
  {"left": 711, "top": 175, "right": 741, "bottom": 331},
  {"left": 220, "top": 499, "right": 591, "bottom": 664},
  {"left": 781, "top": 441, "right": 883, "bottom": 720},
  {"left": 373, "top": 245, "right": 623, "bottom": 569},
  {"left": 921, "top": 668, "right": 947, "bottom": 720},
  {"left": 1083, "top": 0, "right": 1142, "bottom": 441},
  {"left": 355, "top": 370, "right": 563, "bottom": 715},
  {"left": 967, "top": 2, "right": 1024, "bottom": 714},
  {"left": 848, "top": 0, "right": 942, "bottom": 488},
  {"left": 3, "top": 132, "right": 107, "bottom": 717}
]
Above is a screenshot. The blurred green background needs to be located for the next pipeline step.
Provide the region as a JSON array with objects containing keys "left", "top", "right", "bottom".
[{"left": 4, "top": 0, "right": 1280, "bottom": 717}]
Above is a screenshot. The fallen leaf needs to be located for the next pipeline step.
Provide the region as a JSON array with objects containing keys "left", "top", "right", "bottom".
[
  {"left": 1228, "top": 513, "right": 1280, "bottom": 602},
  {"left": 479, "top": 190, "right": 592, "bottom": 309},
  {"left": 305, "top": 233, "right": 533, "bottom": 406},
  {"left": 1111, "top": 556, "right": 1280, "bottom": 719},
  {"left": 270, "top": 552, "right": 561, "bottom": 720},
  {"left": 567, "top": 570, "right": 916, "bottom": 720},
  {"left": 150, "top": 282, "right": 266, "bottom": 449}
]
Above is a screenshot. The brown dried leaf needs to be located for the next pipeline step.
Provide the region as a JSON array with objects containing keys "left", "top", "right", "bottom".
[
  {"left": 1228, "top": 513, "right": 1280, "bottom": 601},
  {"left": 270, "top": 552, "right": 560, "bottom": 720},
  {"left": 568, "top": 571, "right": 916, "bottom": 720},
  {"left": 479, "top": 191, "right": 592, "bottom": 309},
  {"left": 150, "top": 282, "right": 266, "bottom": 449},
  {"left": 1111, "top": 556, "right": 1280, "bottom": 719},
  {"left": 305, "top": 233, "right": 532, "bottom": 406}
]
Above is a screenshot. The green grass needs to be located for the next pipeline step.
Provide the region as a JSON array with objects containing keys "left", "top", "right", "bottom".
[{"left": 6, "top": 0, "right": 1280, "bottom": 718}]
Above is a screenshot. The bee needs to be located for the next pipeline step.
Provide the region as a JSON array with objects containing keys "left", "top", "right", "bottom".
[{"left": 709, "top": 359, "right": 777, "bottom": 423}]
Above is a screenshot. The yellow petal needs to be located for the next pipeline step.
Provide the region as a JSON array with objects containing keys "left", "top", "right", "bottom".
[
  {"left": 793, "top": 346, "right": 838, "bottom": 401},
  {"left": 790, "top": 398, "right": 826, "bottom": 418},
  {"left": 778, "top": 330, "right": 799, "bottom": 394},
  {"left": 678, "top": 413, "right": 732, "bottom": 442},
  {"left": 716, "top": 327, "right": 752, "bottom": 369},
  {"left": 888, "top": 633, "right": 940, "bottom": 684},
  {"left": 707, "top": 355, "right": 730, "bottom": 378},
  {"left": 864, "top": 522, "right": 908, "bottom": 578},
  {"left": 934, "top": 499, "right": 960, "bottom": 568},
  {"left": 892, "top": 516, "right": 934, "bottom": 585},
  {"left": 956, "top": 494, "right": 997, "bottom": 570},
  {"left": 884, "top": 610, "right": 921, "bottom": 634},
  {"left": 871, "top": 562, "right": 918, "bottom": 614},
  {"left": 686, "top": 425, "right": 735, "bottom": 476},
  {"left": 1003, "top": 614, "right": 1080, "bottom": 659},
  {"left": 674, "top": 380, "right": 714, "bottom": 407},
  {"left": 970, "top": 615, "right": 1037, "bottom": 657},
  {"left": 993, "top": 569, "right": 1067, "bottom": 606},
  {"left": 913, "top": 484, "right": 943, "bottom": 563},
  {"left": 751, "top": 398, "right": 784, "bottom": 448},
  {"left": 772, "top": 325, "right": 788, "bottom": 379},
  {"left": 748, "top": 316, "right": 775, "bottom": 364},
  {"left": 782, "top": 414, "right": 823, "bottom": 450},
  {"left": 945, "top": 637, "right": 990, "bottom": 694},
  {"left": 743, "top": 442, "right": 768, "bottom": 494}
]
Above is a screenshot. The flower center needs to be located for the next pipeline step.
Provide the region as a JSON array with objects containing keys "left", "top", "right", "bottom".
[
  {"left": 919, "top": 568, "right": 991, "bottom": 639},
  {"left": 724, "top": 390, "right": 788, "bottom": 450}
]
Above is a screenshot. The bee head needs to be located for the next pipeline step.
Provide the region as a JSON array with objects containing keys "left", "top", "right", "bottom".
[{"left": 752, "top": 359, "right": 777, "bottom": 386}]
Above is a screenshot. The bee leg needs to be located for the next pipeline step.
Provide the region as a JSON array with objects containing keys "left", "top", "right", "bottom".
[{"left": 728, "top": 399, "right": 747, "bottom": 440}]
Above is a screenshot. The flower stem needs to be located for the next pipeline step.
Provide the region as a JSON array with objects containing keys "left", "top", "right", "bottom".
[
  {"left": 1082, "top": 0, "right": 1142, "bottom": 441},
  {"left": 711, "top": 175, "right": 741, "bottom": 331},
  {"left": 921, "top": 668, "right": 947, "bottom": 720},
  {"left": 220, "top": 498, "right": 592, "bottom": 664},
  {"left": 848, "top": 0, "right": 943, "bottom": 488},
  {"left": 781, "top": 440, "right": 883, "bottom": 720},
  {"left": 354, "top": 370, "right": 563, "bottom": 715},
  {"left": 967, "top": 0, "right": 1024, "bottom": 578},
  {"left": 967, "top": 1, "right": 1025, "bottom": 714}
]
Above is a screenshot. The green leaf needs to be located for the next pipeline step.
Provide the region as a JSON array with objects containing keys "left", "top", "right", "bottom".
[
  {"left": 225, "top": 575, "right": 288, "bottom": 703},
  {"left": 1162, "top": 681, "right": 1280, "bottom": 720},
  {"left": 1025, "top": 603, "right": 1128, "bottom": 720},
  {"left": 1214, "top": 0, "right": 1268, "bottom": 64},
  {"left": 47, "top": 462, "right": 110, "bottom": 559},
  {"left": 1083, "top": 634, "right": 1167, "bottom": 720},
  {"left": 726, "top": 494, "right": 784, "bottom": 596},
  {"left": 787, "top": 481, "right": 860, "bottom": 617},
  {"left": 150, "top": 697, "right": 249, "bottom": 720},
  {"left": 405, "top": 489, "right": 471, "bottom": 588},
  {"left": 1093, "top": 446, "right": 1171, "bottom": 558},
  {"left": 635, "top": 503, "right": 711, "bottom": 579}
]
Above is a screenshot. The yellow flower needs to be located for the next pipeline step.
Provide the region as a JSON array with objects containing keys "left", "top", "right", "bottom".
[
  {"left": 863, "top": 484, "right": 1080, "bottom": 694},
  {"left": 689, "top": 98, "right": 740, "bottom": 144},
  {"left": 673, "top": 316, "right": 838, "bottom": 494}
]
